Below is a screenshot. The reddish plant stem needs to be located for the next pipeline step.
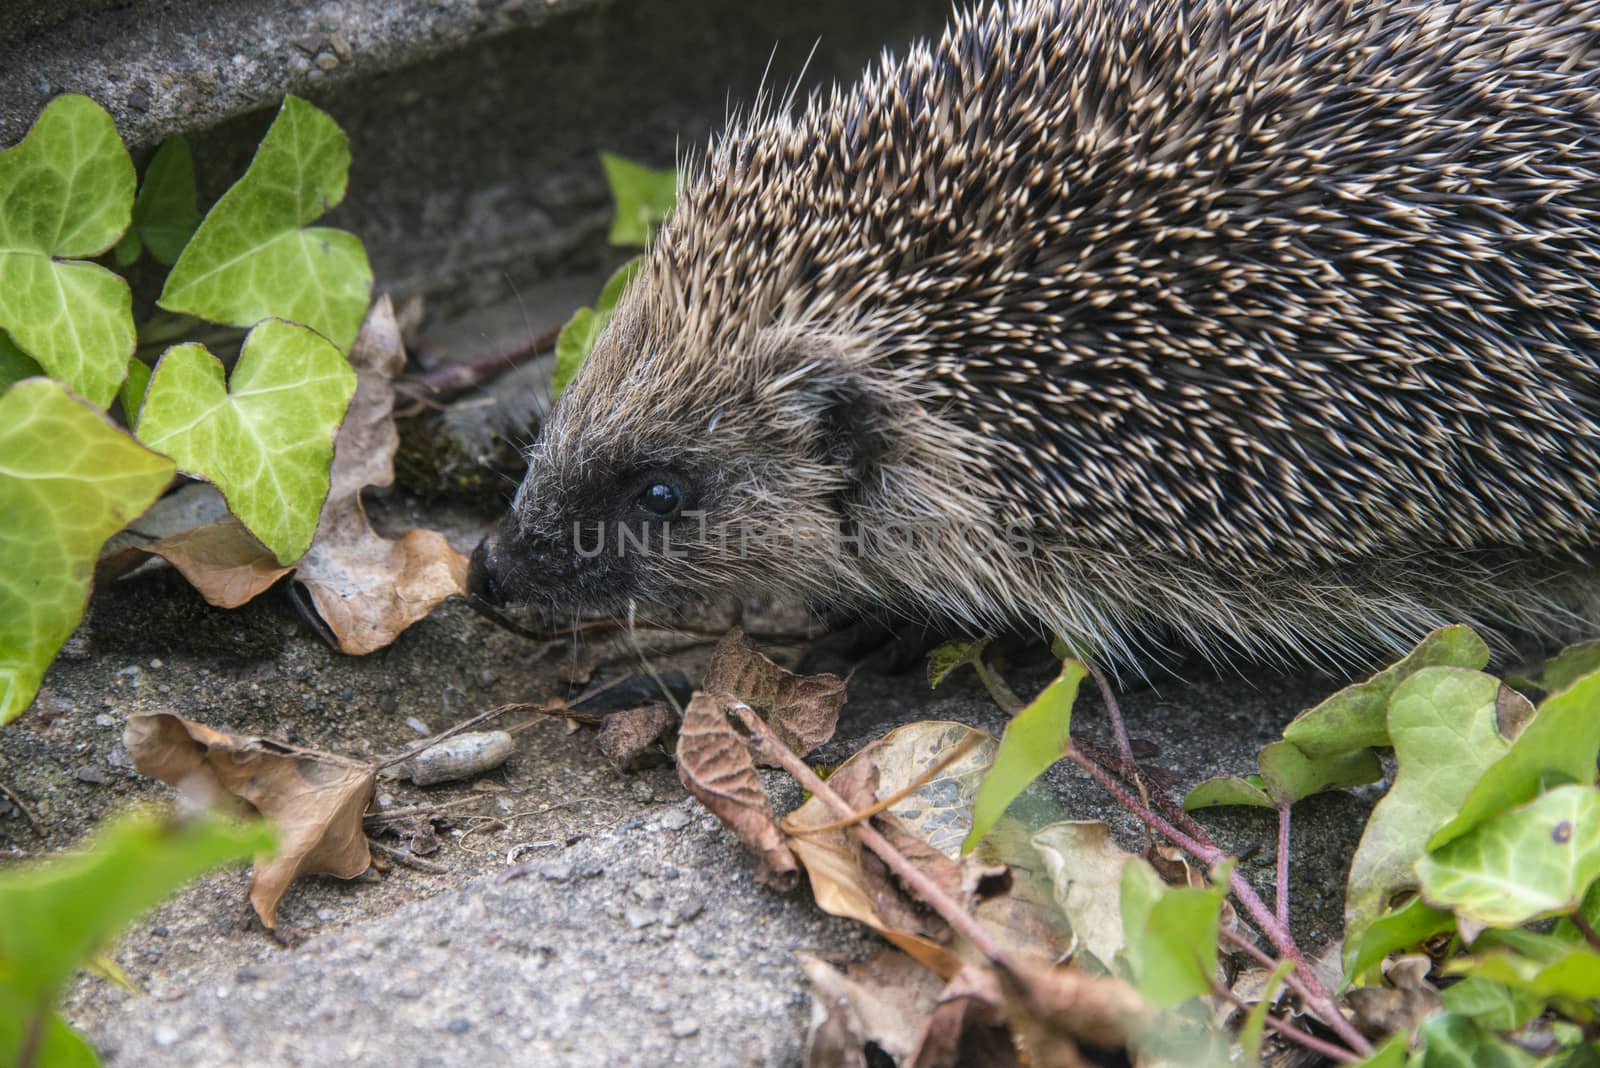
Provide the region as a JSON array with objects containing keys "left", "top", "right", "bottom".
[
  {"left": 1219, "top": 928, "right": 1324, "bottom": 1011},
  {"left": 1063, "top": 742, "right": 1372, "bottom": 1057},
  {"left": 728, "top": 702, "right": 1015, "bottom": 968},
  {"left": 1571, "top": 910, "right": 1600, "bottom": 954},
  {"left": 1276, "top": 805, "right": 1293, "bottom": 932},
  {"left": 1210, "top": 981, "right": 1362, "bottom": 1065},
  {"left": 1086, "top": 662, "right": 1137, "bottom": 776}
]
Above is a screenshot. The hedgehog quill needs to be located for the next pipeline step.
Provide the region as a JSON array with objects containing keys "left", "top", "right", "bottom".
[{"left": 471, "top": 0, "right": 1600, "bottom": 670}]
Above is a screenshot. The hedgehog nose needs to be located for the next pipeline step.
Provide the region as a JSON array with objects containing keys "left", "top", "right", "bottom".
[{"left": 466, "top": 535, "right": 505, "bottom": 607}]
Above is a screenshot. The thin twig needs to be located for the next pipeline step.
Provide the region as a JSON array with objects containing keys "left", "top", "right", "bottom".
[
  {"left": 782, "top": 731, "right": 987, "bottom": 836},
  {"left": 1277, "top": 805, "right": 1293, "bottom": 932},
  {"left": 394, "top": 324, "right": 561, "bottom": 418},
  {"left": 1061, "top": 743, "right": 1371, "bottom": 1056},
  {"left": 1220, "top": 928, "right": 1335, "bottom": 1027},
  {"left": 367, "top": 839, "right": 450, "bottom": 874},
  {"left": 0, "top": 780, "right": 44, "bottom": 837},
  {"left": 1086, "top": 662, "right": 1136, "bottom": 774},
  {"left": 728, "top": 701, "right": 1014, "bottom": 967},
  {"left": 1210, "top": 980, "right": 1361, "bottom": 1065}
]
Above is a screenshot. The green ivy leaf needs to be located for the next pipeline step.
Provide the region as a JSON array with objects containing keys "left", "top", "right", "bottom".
[
  {"left": 1183, "top": 774, "right": 1274, "bottom": 811},
  {"left": 552, "top": 259, "right": 640, "bottom": 398},
  {"left": 1417, "top": 783, "right": 1600, "bottom": 930},
  {"left": 1118, "top": 858, "right": 1228, "bottom": 1008},
  {"left": 1521, "top": 640, "right": 1600, "bottom": 698},
  {"left": 0, "top": 94, "right": 135, "bottom": 409},
  {"left": 1437, "top": 974, "right": 1543, "bottom": 1032},
  {"left": 1457, "top": 945, "right": 1600, "bottom": 1005},
  {"left": 1259, "top": 741, "right": 1382, "bottom": 805},
  {"left": 135, "top": 319, "right": 356, "bottom": 564},
  {"left": 0, "top": 812, "right": 272, "bottom": 1065},
  {"left": 1343, "top": 895, "right": 1454, "bottom": 986},
  {"left": 118, "top": 357, "right": 151, "bottom": 424},
  {"left": 1342, "top": 667, "right": 1510, "bottom": 974},
  {"left": 1350, "top": 1035, "right": 1409, "bottom": 1068},
  {"left": 0, "top": 332, "right": 43, "bottom": 394},
  {"left": 601, "top": 153, "right": 677, "bottom": 246},
  {"left": 1412, "top": 1014, "right": 1537, "bottom": 1068},
  {"left": 159, "top": 96, "right": 372, "bottom": 352},
  {"left": 1283, "top": 625, "right": 1490, "bottom": 757},
  {"left": 0, "top": 379, "right": 174, "bottom": 724},
  {"left": 130, "top": 136, "right": 201, "bottom": 266},
  {"left": 927, "top": 640, "right": 981, "bottom": 689},
  {"left": 962, "top": 659, "right": 1085, "bottom": 853},
  {"left": 1429, "top": 670, "right": 1600, "bottom": 851}
]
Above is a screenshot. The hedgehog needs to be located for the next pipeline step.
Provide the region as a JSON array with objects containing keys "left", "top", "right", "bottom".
[{"left": 468, "top": 0, "right": 1600, "bottom": 672}]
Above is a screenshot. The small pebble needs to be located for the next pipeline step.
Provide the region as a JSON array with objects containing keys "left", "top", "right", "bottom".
[
  {"left": 149, "top": 658, "right": 164, "bottom": 669},
  {"left": 658, "top": 809, "right": 691, "bottom": 831},
  {"left": 405, "top": 716, "right": 431, "bottom": 736},
  {"left": 292, "top": 34, "right": 324, "bottom": 54},
  {"left": 675, "top": 896, "right": 705, "bottom": 925},
  {"left": 670, "top": 1019, "right": 700, "bottom": 1039},
  {"left": 76, "top": 765, "right": 109, "bottom": 785},
  {"left": 446, "top": 1018, "right": 470, "bottom": 1035},
  {"left": 329, "top": 31, "right": 353, "bottom": 59},
  {"left": 624, "top": 907, "right": 657, "bottom": 930},
  {"left": 315, "top": 52, "right": 340, "bottom": 72},
  {"left": 538, "top": 859, "right": 574, "bottom": 882},
  {"left": 126, "top": 87, "right": 151, "bottom": 111},
  {"left": 630, "top": 879, "right": 663, "bottom": 906},
  {"left": 379, "top": 693, "right": 400, "bottom": 714},
  {"left": 376, "top": 793, "right": 396, "bottom": 809},
  {"left": 94, "top": 713, "right": 115, "bottom": 728},
  {"left": 152, "top": 1024, "right": 180, "bottom": 1048}
]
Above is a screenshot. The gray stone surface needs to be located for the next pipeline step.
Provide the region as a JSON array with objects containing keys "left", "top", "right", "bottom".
[{"left": 2, "top": 0, "right": 955, "bottom": 313}]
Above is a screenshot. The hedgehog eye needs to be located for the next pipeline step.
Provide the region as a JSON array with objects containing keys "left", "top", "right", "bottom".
[{"left": 637, "top": 481, "right": 682, "bottom": 518}]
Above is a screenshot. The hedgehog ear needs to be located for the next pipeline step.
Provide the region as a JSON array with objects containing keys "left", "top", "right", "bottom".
[{"left": 812, "top": 374, "right": 888, "bottom": 490}]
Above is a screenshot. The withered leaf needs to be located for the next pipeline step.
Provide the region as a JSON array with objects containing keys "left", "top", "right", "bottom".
[
  {"left": 998, "top": 956, "right": 1150, "bottom": 1066},
  {"left": 675, "top": 693, "right": 797, "bottom": 889},
  {"left": 703, "top": 628, "right": 844, "bottom": 760},
  {"left": 909, "top": 964, "right": 1018, "bottom": 1068},
  {"left": 124, "top": 712, "right": 374, "bottom": 927},
  {"left": 597, "top": 702, "right": 677, "bottom": 771},
  {"left": 294, "top": 297, "right": 468, "bottom": 654},
  {"left": 134, "top": 517, "right": 292, "bottom": 608},
  {"left": 799, "top": 949, "right": 947, "bottom": 1066}
]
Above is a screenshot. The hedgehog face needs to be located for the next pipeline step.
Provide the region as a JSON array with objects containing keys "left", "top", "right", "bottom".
[{"left": 468, "top": 321, "right": 879, "bottom": 619}]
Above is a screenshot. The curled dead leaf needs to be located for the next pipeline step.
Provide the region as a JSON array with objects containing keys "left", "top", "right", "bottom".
[
  {"left": 124, "top": 712, "right": 374, "bottom": 927},
  {"left": 294, "top": 297, "right": 468, "bottom": 654},
  {"left": 998, "top": 956, "right": 1150, "bottom": 1066},
  {"left": 674, "top": 693, "right": 797, "bottom": 889},
  {"left": 799, "top": 949, "right": 947, "bottom": 1066},
  {"left": 703, "top": 629, "right": 844, "bottom": 760}
]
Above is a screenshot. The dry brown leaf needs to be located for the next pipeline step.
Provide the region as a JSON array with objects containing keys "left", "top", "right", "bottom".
[
  {"left": 1347, "top": 954, "right": 1440, "bottom": 1040},
  {"left": 124, "top": 712, "right": 374, "bottom": 927},
  {"left": 597, "top": 703, "right": 677, "bottom": 771},
  {"left": 787, "top": 721, "right": 1074, "bottom": 978},
  {"left": 140, "top": 517, "right": 293, "bottom": 607},
  {"left": 294, "top": 297, "right": 468, "bottom": 654},
  {"left": 909, "top": 964, "right": 1018, "bottom": 1068},
  {"left": 675, "top": 692, "right": 797, "bottom": 889},
  {"left": 999, "top": 956, "right": 1150, "bottom": 1067},
  {"left": 799, "top": 949, "right": 949, "bottom": 1065},
  {"left": 703, "top": 628, "right": 844, "bottom": 760}
]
